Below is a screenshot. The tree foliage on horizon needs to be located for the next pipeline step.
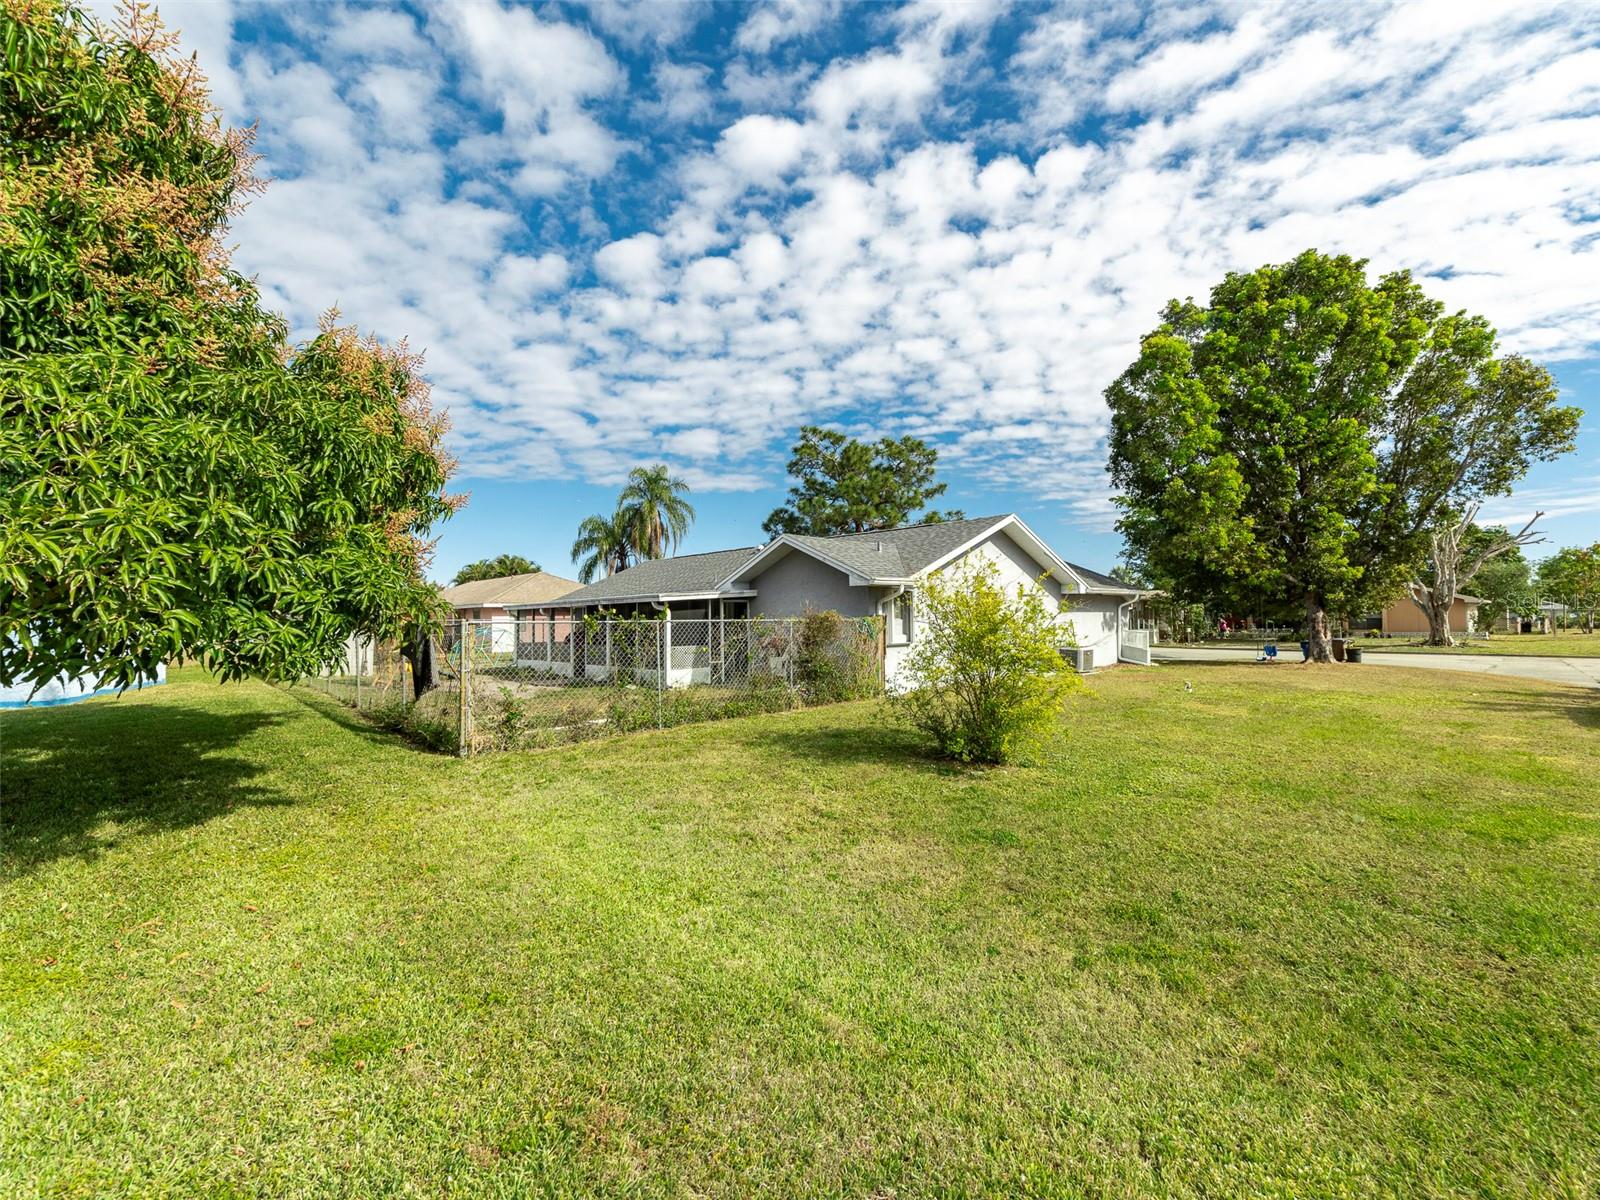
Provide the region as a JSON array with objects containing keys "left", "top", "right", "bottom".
[
  {"left": 1106, "top": 249, "right": 1578, "bottom": 662},
  {"left": 1538, "top": 544, "right": 1600, "bottom": 632},
  {"left": 451, "top": 555, "right": 541, "bottom": 586},
  {"left": 569, "top": 465, "right": 694, "bottom": 584},
  {"left": 763, "top": 425, "right": 963, "bottom": 538}
]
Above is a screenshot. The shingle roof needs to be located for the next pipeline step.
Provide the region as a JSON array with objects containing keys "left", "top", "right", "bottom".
[
  {"left": 439, "top": 571, "right": 579, "bottom": 608},
  {"left": 783, "top": 514, "right": 1010, "bottom": 579},
  {"left": 1061, "top": 561, "right": 1134, "bottom": 591},
  {"left": 510, "top": 513, "right": 1138, "bottom": 609},
  {"left": 512, "top": 547, "right": 761, "bottom": 608}
]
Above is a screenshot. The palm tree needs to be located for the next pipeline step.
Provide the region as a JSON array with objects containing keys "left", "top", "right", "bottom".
[
  {"left": 620, "top": 464, "right": 695, "bottom": 560},
  {"left": 571, "top": 509, "right": 633, "bottom": 585}
]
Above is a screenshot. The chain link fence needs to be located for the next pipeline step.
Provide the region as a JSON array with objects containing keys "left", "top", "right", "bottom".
[{"left": 298, "top": 614, "right": 884, "bottom": 756}]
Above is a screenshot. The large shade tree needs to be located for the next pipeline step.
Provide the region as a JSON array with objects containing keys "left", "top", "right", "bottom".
[
  {"left": 763, "top": 425, "right": 963, "bottom": 537},
  {"left": 1, "top": 1, "right": 459, "bottom": 689},
  {"left": 1106, "top": 250, "right": 1578, "bottom": 661}
]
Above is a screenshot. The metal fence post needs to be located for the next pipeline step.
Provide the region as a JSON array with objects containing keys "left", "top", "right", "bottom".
[{"left": 457, "top": 622, "right": 473, "bottom": 758}]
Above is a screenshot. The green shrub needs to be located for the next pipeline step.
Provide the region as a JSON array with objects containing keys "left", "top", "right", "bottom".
[
  {"left": 890, "top": 559, "right": 1080, "bottom": 764},
  {"left": 794, "top": 610, "right": 884, "bottom": 703}
]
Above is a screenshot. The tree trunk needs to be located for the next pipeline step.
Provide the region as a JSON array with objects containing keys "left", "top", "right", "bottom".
[
  {"left": 1305, "top": 593, "right": 1334, "bottom": 663},
  {"left": 403, "top": 628, "right": 439, "bottom": 700},
  {"left": 1424, "top": 599, "right": 1454, "bottom": 646}
]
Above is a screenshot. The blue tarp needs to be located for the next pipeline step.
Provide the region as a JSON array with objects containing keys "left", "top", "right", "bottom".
[{"left": 0, "top": 664, "right": 166, "bottom": 708}]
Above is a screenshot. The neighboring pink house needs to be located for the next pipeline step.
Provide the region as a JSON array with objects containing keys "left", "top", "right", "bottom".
[{"left": 439, "top": 571, "right": 579, "bottom": 651}]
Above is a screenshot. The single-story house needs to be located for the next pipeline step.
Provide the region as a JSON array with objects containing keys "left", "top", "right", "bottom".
[
  {"left": 439, "top": 570, "right": 579, "bottom": 652},
  {"left": 505, "top": 514, "right": 1149, "bottom": 687},
  {"left": 1491, "top": 601, "right": 1569, "bottom": 634},
  {"left": 1379, "top": 590, "right": 1483, "bottom": 637}
]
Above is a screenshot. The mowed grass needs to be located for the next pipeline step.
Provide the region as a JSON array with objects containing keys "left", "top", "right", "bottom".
[
  {"left": 3, "top": 666, "right": 1597, "bottom": 1198},
  {"left": 1185, "top": 631, "right": 1600, "bottom": 657},
  {"left": 1353, "top": 631, "right": 1600, "bottom": 657}
]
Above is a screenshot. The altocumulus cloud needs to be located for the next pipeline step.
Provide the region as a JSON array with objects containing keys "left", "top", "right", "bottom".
[{"left": 124, "top": 0, "right": 1600, "bottom": 523}]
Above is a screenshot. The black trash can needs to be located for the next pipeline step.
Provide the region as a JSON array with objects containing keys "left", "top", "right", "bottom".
[
  {"left": 1300, "top": 640, "right": 1311, "bottom": 660},
  {"left": 1347, "top": 645, "right": 1363, "bottom": 663}
]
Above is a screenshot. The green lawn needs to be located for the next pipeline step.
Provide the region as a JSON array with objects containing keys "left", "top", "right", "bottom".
[
  {"left": 4, "top": 666, "right": 1597, "bottom": 1197},
  {"left": 1351, "top": 632, "right": 1600, "bottom": 657},
  {"left": 1182, "top": 631, "right": 1600, "bottom": 657}
]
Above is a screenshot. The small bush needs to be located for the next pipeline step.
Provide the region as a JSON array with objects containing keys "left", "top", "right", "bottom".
[
  {"left": 891, "top": 559, "right": 1080, "bottom": 764},
  {"left": 794, "top": 610, "right": 884, "bottom": 703}
]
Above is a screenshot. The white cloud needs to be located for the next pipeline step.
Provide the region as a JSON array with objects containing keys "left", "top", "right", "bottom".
[
  {"left": 717, "top": 114, "right": 809, "bottom": 181},
  {"left": 434, "top": 0, "right": 623, "bottom": 188},
  {"left": 650, "top": 61, "right": 716, "bottom": 124},
  {"left": 808, "top": 48, "right": 939, "bottom": 129},
  {"left": 153, "top": 0, "right": 1600, "bottom": 518},
  {"left": 735, "top": 0, "right": 841, "bottom": 54}
]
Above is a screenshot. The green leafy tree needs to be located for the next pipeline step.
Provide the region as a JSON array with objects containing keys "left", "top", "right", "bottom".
[
  {"left": 763, "top": 425, "right": 963, "bottom": 537},
  {"left": 891, "top": 558, "right": 1080, "bottom": 764},
  {"left": 620, "top": 464, "right": 694, "bottom": 560},
  {"left": 1106, "top": 249, "right": 1578, "bottom": 662},
  {"left": 0, "top": 1, "right": 458, "bottom": 689},
  {"left": 570, "top": 510, "right": 633, "bottom": 585},
  {"left": 1538, "top": 544, "right": 1600, "bottom": 633},
  {"left": 452, "top": 554, "right": 540, "bottom": 585},
  {"left": 1469, "top": 539, "right": 1538, "bottom": 631}
]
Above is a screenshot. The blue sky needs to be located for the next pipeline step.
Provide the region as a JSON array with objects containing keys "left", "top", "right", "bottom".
[{"left": 125, "top": 0, "right": 1600, "bottom": 580}]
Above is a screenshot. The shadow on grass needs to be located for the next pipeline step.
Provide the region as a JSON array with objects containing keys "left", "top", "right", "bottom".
[
  {"left": 733, "top": 713, "right": 968, "bottom": 774},
  {"left": 1459, "top": 689, "right": 1600, "bottom": 731},
  {"left": 276, "top": 682, "right": 437, "bottom": 751},
  {"left": 1, "top": 700, "right": 293, "bottom": 875}
]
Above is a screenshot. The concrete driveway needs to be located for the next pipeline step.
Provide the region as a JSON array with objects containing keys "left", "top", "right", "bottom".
[{"left": 1152, "top": 645, "right": 1600, "bottom": 690}]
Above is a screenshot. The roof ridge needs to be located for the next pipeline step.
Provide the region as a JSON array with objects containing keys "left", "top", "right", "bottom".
[
  {"left": 641, "top": 545, "right": 759, "bottom": 562},
  {"left": 807, "top": 514, "right": 1010, "bottom": 542}
]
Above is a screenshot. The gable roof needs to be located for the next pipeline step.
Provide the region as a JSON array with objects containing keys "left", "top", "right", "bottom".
[
  {"left": 508, "top": 514, "right": 1140, "bottom": 610},
  {"left": 727, "top": 513, "right": 1143, "bottom": 595},
  {"left": 510, "top": 547, "right": 760, "bottom": 608},
  {"left": 439, "top": 571, "right": 579, "bottom": 608},
  {"left": 787, "top": 515, "right": 1013, "bottom": 579}
]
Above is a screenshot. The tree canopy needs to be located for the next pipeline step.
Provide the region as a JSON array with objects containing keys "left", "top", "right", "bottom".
[
  {"left": 1106, "top": 249, "right": 1578, "bottom": 660},
  {"left": 0, "top": 1, "right": 458, "bottom": 688},
  {"left": 451, "top": 555, "right": 540, "bottom": 586},
  {"left": 570, "top": 510, "right": 633, "bottom": 585},
  {"left": 569, "top": 464, "right": 695, "bottom": 583},
  {"left": 1538, "top": 544, "right": 1600, "bottom": 631},
  {"left": 763, "top": 425, "right": 963, "bottom": 537},
  {"left": 620, "top": 465, "right": 695, "bottom": 560}
]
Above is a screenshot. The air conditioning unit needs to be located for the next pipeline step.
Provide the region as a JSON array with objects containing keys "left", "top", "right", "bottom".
[{"left": 1059, "top": 645, "right": 1094, "bottom": 674}]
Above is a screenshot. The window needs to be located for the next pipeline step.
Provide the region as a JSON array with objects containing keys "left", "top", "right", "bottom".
[{"left": 889, "top": 592, "right": 914, "bottom": 645}]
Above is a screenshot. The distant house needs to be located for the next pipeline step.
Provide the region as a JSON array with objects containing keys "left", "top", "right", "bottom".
[
  {"left": 440, "top": 570, "right": 579, "bottom": 652},
  {"left": 505, "top": 514, "right": 1148, "bottom": 685},
  {"left": 1379, "top": 590, "right": 1482, "bottom": 637}
]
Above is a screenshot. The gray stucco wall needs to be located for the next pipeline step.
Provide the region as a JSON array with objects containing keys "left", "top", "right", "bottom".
[{"left": 750, "top": 548, "right": 873, "bottom": 617}]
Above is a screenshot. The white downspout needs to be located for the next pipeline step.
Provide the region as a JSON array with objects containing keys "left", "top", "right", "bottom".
[{"left": 1116, "top": 596, "right": 1136, "bottom": 664}]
